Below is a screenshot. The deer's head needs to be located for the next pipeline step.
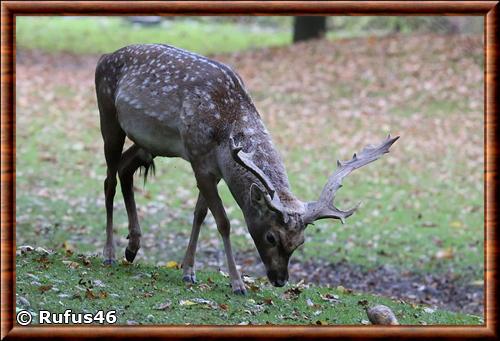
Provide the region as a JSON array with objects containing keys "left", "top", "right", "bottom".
[{"left": 230, "top": 134, "right": 399, "bottom": 287}]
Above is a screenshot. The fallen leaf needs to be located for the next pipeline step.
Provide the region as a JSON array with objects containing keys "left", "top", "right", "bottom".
[
  {"left": 357, "top": 299, "right": 369, "bottom": 307},
  {"left": 435, "top": 248, "right": 454, "bottom": 259},
  {"left": 78, "top": 255, "right": 91, "bottom": 266},
  {"left": 155, "top": 299, "right": 172, "bottom": 310},
  {"left": 179, "top": 299, "right": 197, "bottom": 306},
  {"left": 283, "top": 286, "right": 303, "bottom": 300},
  {"left": 18, "top": 245, "right": 34, "bottom": 253},
  {"left": 63, "top": 241, "right": 74, "bottom": 256},
  {"left": 197, "top": 283, "right": 211, "bottom": 291},
  {"left": 320, "top": 293, "right": 341, "bottom": 303},
  {"left": 242, "top": 275, "right": 256, "bottom": 284},
  {"left": 336, "top": 285, "right": 352, "bottom": 294},
  {"left": 165, "top": 261, "right": 179, "bottom": 269},
  {"left": 62, "top": 260, "right": 80, "bottom": 269},
  {"left": 38, "top": 285, "right": 53, "bottom": 293},
  {"left": 85, "top": 289, "right": 97, "bottom": 300},
  {"left": 249, "top": 284, "right": 261, "bottom": 292},
  {"left": 263, "top": 298, "right": 274, "bottom": 305},
  {"left": 470, "top": 279, "right": 484, "bottom": 286},
  {"left": 34, "top": 247, "right": 50, "bottom": 255}
]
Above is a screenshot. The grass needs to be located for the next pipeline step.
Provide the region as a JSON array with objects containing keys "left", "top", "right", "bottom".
[
  {"left": 15, "top": 34, "right": 484, "bottom": 280},
  {"left": 16, "top": 250, "right": 482, "bottom": 325},
  {"left": 15, "top": 32, "right": 484, "bottom": 324},
  {"left": 16, "top": 17, "right": 290, "bottom": 55}
]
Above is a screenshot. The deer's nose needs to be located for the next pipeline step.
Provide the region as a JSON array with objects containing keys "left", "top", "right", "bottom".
[{"left": 272, "top": 279, "right": 287, "bottom": 287}]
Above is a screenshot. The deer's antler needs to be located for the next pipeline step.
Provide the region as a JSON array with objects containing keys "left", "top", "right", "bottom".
[
  {"left": 303, "top": 135, "right": 399, "bottom": 226},
  {"left": 229, "top": 134, "right": 287, "bottom": 218}
]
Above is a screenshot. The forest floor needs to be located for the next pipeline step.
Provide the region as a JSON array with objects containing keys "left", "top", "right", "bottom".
[{"left": 16, "top": 33, "right": 484, "bottom": 323}]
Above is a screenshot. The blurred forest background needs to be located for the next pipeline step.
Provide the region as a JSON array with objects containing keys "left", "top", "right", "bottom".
[
  {"left": 17, "top": 16, "right": 483, "bottom": 54},
  {"left": 16, "top": 16, "right": 484, "bottom": 316}
]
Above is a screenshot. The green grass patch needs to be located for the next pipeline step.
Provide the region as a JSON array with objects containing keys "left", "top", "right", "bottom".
[
  {"left": 15, "top": 34, "right": 484, "bottom": 316},
  {"left": 16, "top": 17, "right": 290, "bottom": 55},
  {"left": 16, "top": 251, "right": 482, "bottom": 325}
]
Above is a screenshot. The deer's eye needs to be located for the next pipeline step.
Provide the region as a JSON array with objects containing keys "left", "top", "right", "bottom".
[{"left": 266, "top": 232, "right": 277, "bottom": 246}]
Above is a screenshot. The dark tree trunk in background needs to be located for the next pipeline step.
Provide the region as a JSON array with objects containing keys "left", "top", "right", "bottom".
[{"left": 293, "top": 16, "right": 327, "bottom": 43}]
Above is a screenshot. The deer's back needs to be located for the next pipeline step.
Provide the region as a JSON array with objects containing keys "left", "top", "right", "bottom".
[{"left": 96, "top": 44, "right": 257, "bottom": 159}]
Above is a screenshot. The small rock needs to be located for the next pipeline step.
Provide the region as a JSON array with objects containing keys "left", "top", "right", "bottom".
[
  {"left": 366, "top": 305, "right": 399, "bottom": 325},
  {"left": 127, "top": 320, "right": 139, "bottom": 325}
]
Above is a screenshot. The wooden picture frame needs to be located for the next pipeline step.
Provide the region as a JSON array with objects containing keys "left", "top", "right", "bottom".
[{"left": 1, "top": 1, "right": 497, "bottom": 339}]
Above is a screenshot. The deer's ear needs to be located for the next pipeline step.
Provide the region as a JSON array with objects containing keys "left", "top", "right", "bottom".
[
  {"left": 250, "top": 184, "right": 288, "bottom": 222},
  {"left": 250, "top": 183, "right": 267, "bottom": 209}
]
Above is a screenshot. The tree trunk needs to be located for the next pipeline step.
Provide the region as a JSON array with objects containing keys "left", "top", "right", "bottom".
[{"left": 293, "top": 16, "right": 327, "bottom": 43}]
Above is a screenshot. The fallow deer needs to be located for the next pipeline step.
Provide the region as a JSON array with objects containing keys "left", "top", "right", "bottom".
[{"left": 95, "top": 44, "right": 398, "bottom": 294}]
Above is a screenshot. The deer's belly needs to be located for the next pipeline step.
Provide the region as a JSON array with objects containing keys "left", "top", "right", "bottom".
[{"left": 117, "top": 108, "right": 187, "bottom": 159}]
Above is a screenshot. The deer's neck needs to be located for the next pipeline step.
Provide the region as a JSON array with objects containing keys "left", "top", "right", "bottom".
[{"left": 218, "top": 115, "right": 303, "bottom": 214}]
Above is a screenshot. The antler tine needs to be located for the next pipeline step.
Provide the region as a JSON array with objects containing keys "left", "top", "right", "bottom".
[
  {"left": 303, "top": 135, "right": 399, "bottom": 225},
  {"left": 307, "top": 201, "right": 361, "bottom": 225},
  {"left": 229, "top": 134, "right": 277, "bottom": 200}
]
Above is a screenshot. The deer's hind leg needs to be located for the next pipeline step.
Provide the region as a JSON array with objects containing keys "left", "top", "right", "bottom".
[
  {"left": 118, "top": 144, "right": 155, "bottom": 263},
  {"left": 100, "top": 108, "right": 126, "bottom": 265}
]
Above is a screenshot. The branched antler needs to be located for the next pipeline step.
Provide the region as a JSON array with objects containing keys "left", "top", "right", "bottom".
[
  {"left": 229, "top": 135, "right": 276, "bottom": 199},
  {"left": 303, "top": 135, "right": 399, "bottom": 226},
  {"left": 229, "top": 134, "right": 286, "bottom": 217}
]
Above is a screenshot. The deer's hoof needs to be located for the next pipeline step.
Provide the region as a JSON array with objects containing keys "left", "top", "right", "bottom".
[
  {"left": 103, "top": 259, "right": 116, "bottom": 266},
  {"left": 233, "top": 288, "right": 247, "bottom": 296},
  {"left": 182, "top": 274, "right": 196, "bottom": 284},
  {"left": 125, "top": 248, "right": 137, "bottom": 263}
]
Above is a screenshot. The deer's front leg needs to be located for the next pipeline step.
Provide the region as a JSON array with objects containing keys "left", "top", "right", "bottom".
[
  {"left": 182, "top": 192, "right": 208, "bottom": 283},
  {"left": 194, "top": 171, "right": 246, "bottom": 295}
]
